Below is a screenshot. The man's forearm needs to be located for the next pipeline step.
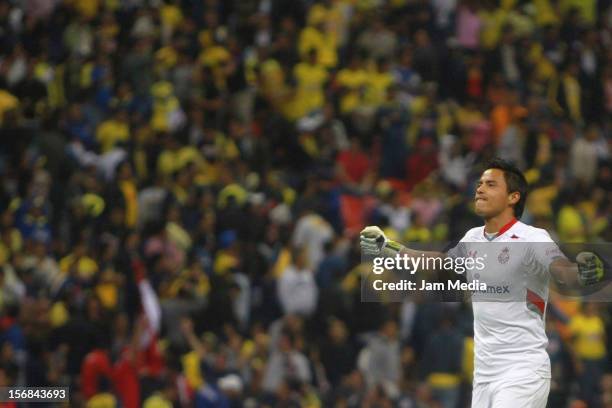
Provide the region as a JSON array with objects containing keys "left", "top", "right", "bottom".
[
  {"left": 361, "top": 226, "right": 446, "bottom": 273},
  {"left": 550, "top": 258, "right": 580, "bottom": 288}
]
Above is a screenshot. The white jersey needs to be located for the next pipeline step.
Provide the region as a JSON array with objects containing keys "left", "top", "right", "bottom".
[{"left": 448, "top": 219, "right": 566, "bottom": 384}]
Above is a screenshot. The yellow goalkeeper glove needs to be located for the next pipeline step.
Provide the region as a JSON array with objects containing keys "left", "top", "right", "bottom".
[
  {"left": 576, "top": 251, "right": 605, "bottom": 286},
  {"left": 360, "top": 226, "right": 403, "bottom": 257}
]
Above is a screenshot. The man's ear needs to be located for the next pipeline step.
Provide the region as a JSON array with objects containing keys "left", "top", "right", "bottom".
[{"left": 508, "top": 191, "right": 520, "bottom": 206}]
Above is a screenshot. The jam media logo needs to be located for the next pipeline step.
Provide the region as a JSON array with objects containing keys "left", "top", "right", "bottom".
[{"left": 498, "top": 247, "right": 510, "bottom": 264}]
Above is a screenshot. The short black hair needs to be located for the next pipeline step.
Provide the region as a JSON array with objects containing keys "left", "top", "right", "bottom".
[{"left": 483, "top": 158, "right": 528, "bottom": 218}]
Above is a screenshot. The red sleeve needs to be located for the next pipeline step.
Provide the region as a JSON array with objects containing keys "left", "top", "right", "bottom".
[
  {"left": 138, "top": 335, "right": 165, "bottom": 377},
  {"left": 80, "top": 350, "right": 113, "bottom": 400},
  {"left": 113, "top": 355, "right": 141, "bottom": 408}
]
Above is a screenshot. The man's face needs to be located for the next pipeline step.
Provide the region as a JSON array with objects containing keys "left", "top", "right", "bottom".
[{"left": 474, "top": 169, "right": 518, "bottom": 218}]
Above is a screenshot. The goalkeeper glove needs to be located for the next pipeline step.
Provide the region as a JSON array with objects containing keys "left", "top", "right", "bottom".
[
  {"left": 576, "top": 251, "right": 605, "bottom": 286},
  {"left": 360, "top": 226, "right": 403, "bottom": 257}
]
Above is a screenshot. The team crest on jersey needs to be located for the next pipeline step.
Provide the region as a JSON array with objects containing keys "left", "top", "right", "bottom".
[{"left": 498, "top": 247, "right": 510, "bottom": 264}]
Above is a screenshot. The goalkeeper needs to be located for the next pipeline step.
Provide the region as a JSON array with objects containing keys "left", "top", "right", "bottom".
[{"left": 360, "top": 158, "right": 606, "bottom": 408}]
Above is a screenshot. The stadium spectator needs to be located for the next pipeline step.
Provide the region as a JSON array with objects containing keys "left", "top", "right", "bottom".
[{"left": 570, "top": 303, "right": 607, "bottom": 407}]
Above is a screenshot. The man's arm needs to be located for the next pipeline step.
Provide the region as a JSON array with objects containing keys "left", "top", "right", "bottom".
[
  {"left": 550, "top": 252, "right": 606, "bottom": 288},
  {"left": 360, "top": 226, "right": 446, "bottom": 268},
  {"left": 180, "top": 318, "right": 206, "bottom": 359},
  {"left": 549, "top": 258, "right": 581, "bottom": 288}
]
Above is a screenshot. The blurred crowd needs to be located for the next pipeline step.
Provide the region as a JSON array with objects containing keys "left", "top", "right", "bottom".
[{"left": 0, "top": 0, "right": 611, "bottom": 407}]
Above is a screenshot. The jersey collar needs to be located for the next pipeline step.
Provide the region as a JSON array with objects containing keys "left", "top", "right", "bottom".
[{"left": 483, "top": 217, "right": 518, "bottom": 241}]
